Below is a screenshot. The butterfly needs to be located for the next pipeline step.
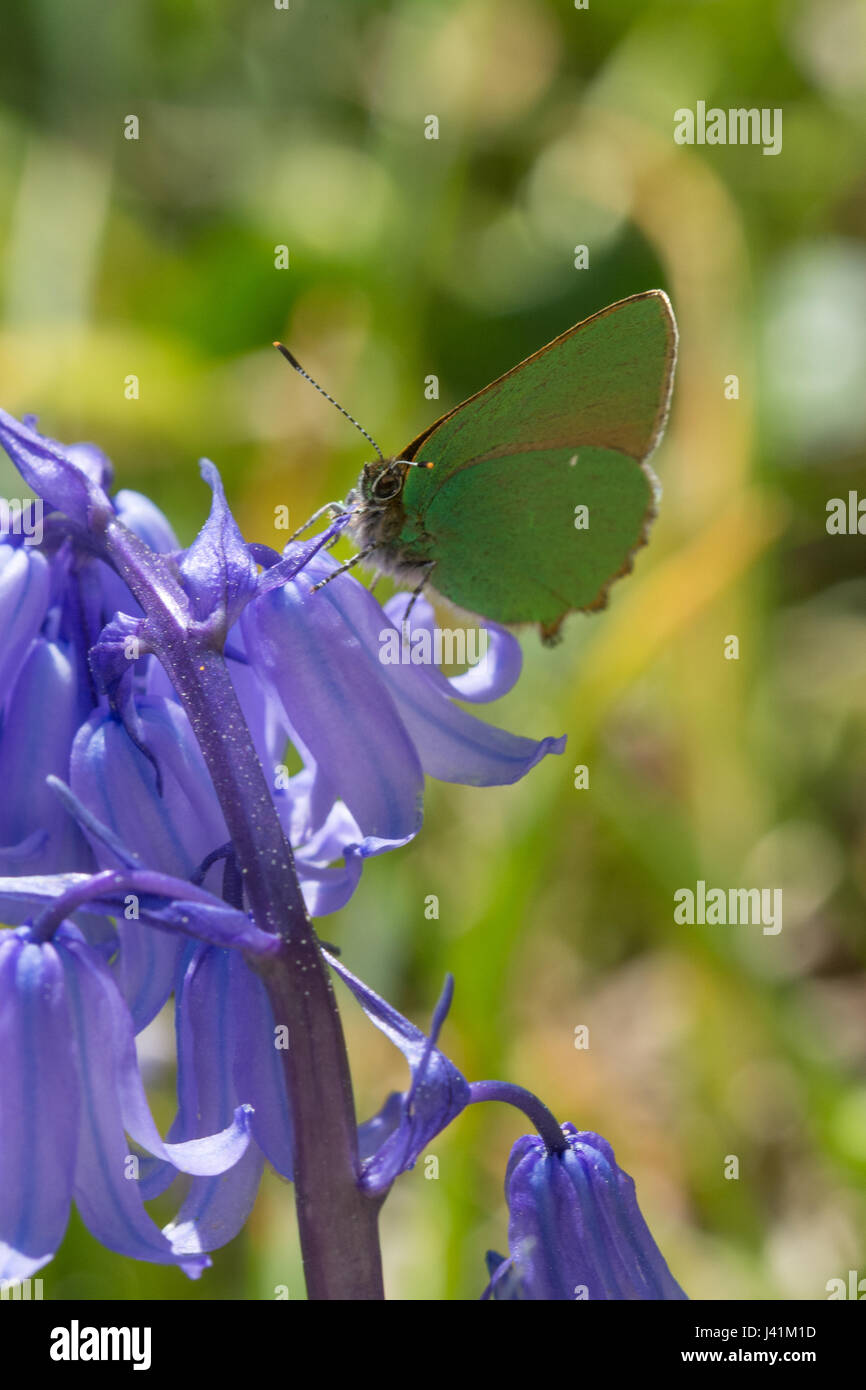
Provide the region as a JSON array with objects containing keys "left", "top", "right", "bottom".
[{"left": 276, "top": 289, "right": 677, "bottom": 645}]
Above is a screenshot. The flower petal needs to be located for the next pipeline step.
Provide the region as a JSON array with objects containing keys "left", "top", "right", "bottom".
[
  {"left": 291, "top": 800, "right": 412, "bottom": 918},
  {"left": 115, "top": 921, "right": 183, "bottom": 1033},
  {"left": 242, "top": 564, "right": 424, "bottom": 842},
  {"left": 0, "top": 930, "right": 78, "bottom": 1281},
  {"left": 70, "top": 698, "right": 230, "bottom": 885},
  {"left": 163, "top": 1145, "right": 265, "bottom": 1261},
  {"left": 0, "top": 544, "right": 51, "bottom": 710},
  {"left": 502, "top": 1125, "right": 687, "bottom": 1300},
  {"left": 0, "top": 411, "right": 113, "bottom": 528},
  {"left": 178, "top": 462, "right": 258, "bottom": 630},
  {"left": 0, "top": 640, "right": 92, "bottom": 875},
  {"left": 295, "top": 853, "right": 364, "bottom": 918},
  {"left": 382, "top": 592, "right": 523, "bottom": 704},
  {"left": 300, "top": 552, "right": 565, "bottom": 786},
  {"left": 59, "top": 929, "right": 253, "bottom": 1175},
  {"left": 148, "top": 945, "right": 277, "bottom": 1251},
  {"left": 66, "top": 441, "right": 114, "bottom": 491},
  {"left": 324, "top": 952, "right": 470, "bottom": 1193},
  {"left": 227, "top": 950, "right": 294, "bottom": 1179},
  {"left": 56, "top": 928, "right": 249, "bottom": 1275}
]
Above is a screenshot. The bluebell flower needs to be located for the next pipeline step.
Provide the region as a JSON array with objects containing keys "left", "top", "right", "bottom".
[
  {"left": 326, "top": 954, "right": 470, "bottom": 1193},
  {"left": 133, "top": 943, "right": 470, "bottom": 1253},
  {"left": 0, "top": 409, "right": 563, "bottom": 919},
  {"left": 242, "top": 551, "right": 564, "bottom": 844},
  {"left": 0, "top": 409, "right": 114, "bottom": 529},
  {"left": 136, "top": 942, "right": 290, "bottom": 1260},
  {"left": 484, "top": 1124, "right": 687, "bottom": 1300},
  {"left": 0, "top": 917, "right": 255, "bottom": 1283},
  {"left": 0, "top": 863, "right": 288, "bottom": 1272},
  {"left": 177, "top": 461, "right": 258, "bottom": 637},
  {"left": 0, "top": 543, "right": 52, "bottom": 710},
  {"left": 0, "top": 638, "right": 91, "bottom": 875},
  {"left": 0, "top": 407, "right": 574, "bottom": 1292}
]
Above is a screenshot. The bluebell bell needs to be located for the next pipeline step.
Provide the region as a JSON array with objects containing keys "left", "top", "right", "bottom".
[
  {"left": 138, "top": 942, "right": 470, "bottom": 1254},
  {"left": 241, "top": 552, "right": 564, "bottom": 842},
  {"left": 0, "top": 914, "right": 255, "bottom": 1282},
  {"left": 0, "top": 860, "right": 291, "bottom": 1274},
  {"left": 326, "top": 954, "right": 470, "bottom": 1193},
  {"left": 484, "top": 1124, "right": 687, "bottom": 1300},
  {"left": 0, "top": 637, "right": 91, "bottom": 875},
  {"left": 0, "top": 410, "right": 114, "bottom": 530},
  {"left": 0, "top": 543, "right": 51, "bottom": 710}
]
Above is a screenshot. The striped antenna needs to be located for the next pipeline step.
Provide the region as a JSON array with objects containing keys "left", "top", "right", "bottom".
[
  {"left": 273, "top": 342, "right": 384, "bottom": 459},
  {"left": 273, "top": 343, "right": 434, "bottom": 468}
]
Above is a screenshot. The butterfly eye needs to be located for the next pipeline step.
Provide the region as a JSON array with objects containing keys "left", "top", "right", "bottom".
[{"left": 371, "top": 472, "right": 402, "bottom": 502}]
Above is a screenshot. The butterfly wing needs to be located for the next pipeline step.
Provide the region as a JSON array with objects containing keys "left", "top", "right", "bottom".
[{"left": 399, "top": 290, "right": 676, "bottom": 633}]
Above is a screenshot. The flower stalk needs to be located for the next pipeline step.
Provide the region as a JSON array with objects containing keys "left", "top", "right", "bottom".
[
  {"left": 468, "top": 1080, "right": 568, "bottom": 1154},
  {"left": 102, "top": 515, "right": 386, "bottom": 1300}
]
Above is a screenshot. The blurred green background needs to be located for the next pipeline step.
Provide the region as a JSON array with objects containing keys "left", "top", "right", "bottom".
[{"left": 2, "top": 0, "right": 865, "bottom": 1300}]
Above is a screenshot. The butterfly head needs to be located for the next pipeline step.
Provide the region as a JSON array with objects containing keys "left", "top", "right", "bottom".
[
  {"left": 359, "top": 459, "right": 406, "bottom": 507},
  {"left": 357, "top": 457, "right": 434, "bottom": 510}
]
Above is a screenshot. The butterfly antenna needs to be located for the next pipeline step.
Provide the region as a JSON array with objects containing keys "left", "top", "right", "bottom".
[{"left": 273, "top": 342, "right": 385, "bottom": 460}]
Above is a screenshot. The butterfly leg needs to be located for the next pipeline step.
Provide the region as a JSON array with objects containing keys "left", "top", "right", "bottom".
[
  {"left": 310, "top": 546, "right": 375, "bottom": 593},
  {"left": 287, "top": 500, "right": 347, "bottom": 544},
  {"left": 403, "top": 561, "right": 438, "bottom": 622}
]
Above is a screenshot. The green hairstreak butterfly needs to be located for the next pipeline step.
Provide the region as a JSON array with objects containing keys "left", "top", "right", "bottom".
[{"left": 275, "top": 289, "right": 677, "bottom": 645}]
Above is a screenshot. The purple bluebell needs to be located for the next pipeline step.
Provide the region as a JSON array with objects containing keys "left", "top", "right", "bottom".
[
  {"left": 484, "top": 1124, "right": 687, "bottom": 1300},
  {"left": 138, "top": 943, "right": 285, "bottom": 1260},
  {"left": 242, "top": 552, "right": 564, "bottom": 842},
  {"left": 0, "top": 409, "right": 563, "bottom": 923},
  {"left": 138, "top": 944, "right": 470, "bottom": 1249},
  {"left": 0, "top": 410, "right": 113, "bottom": 529},
  {"left": 0, "top": 916, "right": 254, "bottom": 1282},
  {"left": 0, "top": 638, "right": 91, "bottom": 875},
  {"left": 0, "top": 406, "right": 583, "bottom": 1295},
  {"left": 0, "top": 544, "right": 51, "bottom": 709},
  {"left": 326, "top": 954, "right": 470, "bottom": 1193}
]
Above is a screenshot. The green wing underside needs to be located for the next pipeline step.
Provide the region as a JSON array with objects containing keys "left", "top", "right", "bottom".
[
  {"left": 397, "top": 291, "right": 675, "bottom": 627},
  {"left": 402, "top": 292, "right": 676, "bottom": 477},
  {"left": 400, "top": 446, "right": 657, "bottom": 626}
]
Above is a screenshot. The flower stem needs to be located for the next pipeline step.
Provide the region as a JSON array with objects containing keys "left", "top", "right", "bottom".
[
  {"left": 468, "top": 1080, "right": 568, "bottom": 1154},
  {"left": 104, "top": 520, "right": 385, "bottom": 1300}
]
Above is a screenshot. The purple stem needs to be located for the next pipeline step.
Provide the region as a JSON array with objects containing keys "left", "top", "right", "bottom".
[
  {"left": 102, "top": 516, "right": 385, "bottom": 1300},
  {"left": 468, "top": 1080, "right": 568, "bottom": 1154},
  {"left": 31, "top": 869, "right": 130, "bottom": 942}
]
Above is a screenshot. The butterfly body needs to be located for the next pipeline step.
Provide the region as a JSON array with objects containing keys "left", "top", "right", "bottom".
[{"left": 343, "top": 459, "right": 432, "bottom": 588}]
